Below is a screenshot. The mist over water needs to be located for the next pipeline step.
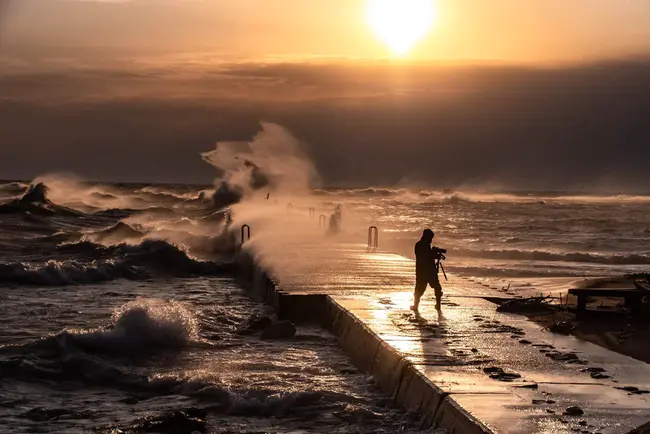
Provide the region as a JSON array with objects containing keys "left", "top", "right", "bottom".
[{"left": 0, "top": 122, "right": 647, "bottom": 431}]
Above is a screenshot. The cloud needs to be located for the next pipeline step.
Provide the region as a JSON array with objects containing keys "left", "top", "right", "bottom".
[
  {"left": 1, "top": 57, "right": 649, "bottom": 191},
  {"left": 0, "top": 0, "right": 12, "bottom": 46}
]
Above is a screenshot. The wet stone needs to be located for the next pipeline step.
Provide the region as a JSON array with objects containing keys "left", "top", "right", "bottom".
[
  {"left": 590, "top": 372, "right": 611, "bottom": 379},
  {"left": 533, "top": 399, "right": 556, "bottom": 405},
  {"left": 564, "top": 406, "right": 584, "bottom": 416},
  {"left": 614, "top": 386, "right": 650, "bottom": 394},
  {"left": 489, "top": 371, "right": 522, "bottom": 382},
  {"left": 548, "top": 321, "right": 576, "bottom": 335},
  {"left": 237, "top": 314, "right": 272, "bottom": 335},
  {"left": 260, "top": 320, "right": 297, "bottom": 340},
  {"left": 519, "top": 339, "right": 532, "bottom": 345},
  {"left": 581, "top": 367, "right": 606, "bottom": 373},
  {"left": 516, "top": 383, "right": 539, "bottom": 389}
]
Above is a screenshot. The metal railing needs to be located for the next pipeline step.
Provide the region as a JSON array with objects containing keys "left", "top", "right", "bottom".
[
  {"left": 319, "top": 215, "right": 327, "bottom": 228},
  {"left": 241, "top": 224, "right": 251, "bottom": 245},
  {"left": 367, "top": 226, "right": 379, "bottom": 251},
  {"left": 309, "top": 207, "right": 315, "bottom": 220},
  {"left": 287, "top": 203, "right": 293, "bottom": 213}
]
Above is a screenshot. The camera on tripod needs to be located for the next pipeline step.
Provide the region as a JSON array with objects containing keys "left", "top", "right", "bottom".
[{"left": 433, "top": 247, "right": 447, "bottom": 260}]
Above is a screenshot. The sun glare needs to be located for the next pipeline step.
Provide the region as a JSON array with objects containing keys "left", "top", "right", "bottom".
[{"left": 366, "top": 0, "right": 436, "bottom": 57}]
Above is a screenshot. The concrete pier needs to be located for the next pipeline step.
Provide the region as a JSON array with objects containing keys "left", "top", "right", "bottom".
[{"left": 237, "top": 240, "right": 650, "bottom": 433}]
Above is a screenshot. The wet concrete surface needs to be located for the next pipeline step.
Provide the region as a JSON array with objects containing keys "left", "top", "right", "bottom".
[{"left": 245, "top": 241, "right": 650, "bottom": 433}]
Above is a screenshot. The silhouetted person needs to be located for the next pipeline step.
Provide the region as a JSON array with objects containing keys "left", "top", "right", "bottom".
[
  {"left": 412, "top": 229, "right": 444, "bottom": 312},
  {"left": 328, "top": 205, "right": 342, "bottom": 234}
]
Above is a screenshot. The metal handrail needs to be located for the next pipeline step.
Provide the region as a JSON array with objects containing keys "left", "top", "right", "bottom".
[
  {"left": 319, "top": 215, "right": 327, "bottom": 228},
  {"left": 241, "top": 224, "right": 251, "bottom": 245},
  {"left": 287, "top": 203, "right": 293, "bottom": 213},
  {"left": 367, "top": 226, "right": 379, "bottom": 251},
  {"left": 309, "top": 207, "right": 315, "bottom": 220}
]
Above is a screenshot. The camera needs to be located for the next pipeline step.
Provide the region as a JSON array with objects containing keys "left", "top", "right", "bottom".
[{"left": 433, "top": 247, "right": 446, "bottom": 260}]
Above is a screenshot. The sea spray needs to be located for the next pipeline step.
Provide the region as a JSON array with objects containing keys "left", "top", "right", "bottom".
[
  {"left": 107, "top": 298, "right": 200, "bottom": 349},
  {"left": 201, "top": 122, "right": 321, "bottom": 208}
]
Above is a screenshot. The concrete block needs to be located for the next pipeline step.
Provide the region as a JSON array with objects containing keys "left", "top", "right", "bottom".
[
  {"left": 371, "top": 341, "right": 409, "bottom": 392},
  {"left": 275, "top": 293, "right": 327, "bottom": 322},
  {"left": 333, "top": 308, "right": 380, "bottom": 372},
  {"left": 435, "top": 396, "right": 491, "bottom": 434},
  {"left": 396, "top": 366, "right": 446, "bottom": 420}
]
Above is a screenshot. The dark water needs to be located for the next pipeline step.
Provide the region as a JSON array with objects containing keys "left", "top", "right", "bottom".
[
  {"left": 0, "top": 180, "right": 424, "bottom": 433},
  {"left": 2, "top": 177, "right": 646, "bottom": 432}
]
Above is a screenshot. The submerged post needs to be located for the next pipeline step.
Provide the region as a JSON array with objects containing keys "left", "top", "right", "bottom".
[
  {"left": 319, "top": 215, "right": 327, "bottom": 228},
  {"left": 309, "top": 207, "right": 315, "bottom": 220},
  {"left": 241, "top": 224, "right": 251, "bottom": 245},
  {"left": 367, "top": 226, "right": 379, "bottom": 251}
]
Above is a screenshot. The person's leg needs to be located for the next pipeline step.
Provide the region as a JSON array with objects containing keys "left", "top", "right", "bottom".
[
  {"left": 412, "top": 280, "right": 426, "bottom": 311},
  {"left": 432, "top": 279, "right": 443, "bottom": 310}
]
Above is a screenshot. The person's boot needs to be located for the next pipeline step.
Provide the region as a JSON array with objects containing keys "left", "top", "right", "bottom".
[{"left": 435, "top": 298, "right": 441, "bottom": 310}]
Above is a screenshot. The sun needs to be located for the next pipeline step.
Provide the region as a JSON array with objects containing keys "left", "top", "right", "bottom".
[{"left": 366, "top": 0, "right": 436, "bottom": 56}]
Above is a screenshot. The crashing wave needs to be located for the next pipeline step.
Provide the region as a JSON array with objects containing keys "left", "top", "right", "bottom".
[
  {"left": 0, "top": 259, "right": 146, "bottom": 286},
  {"left": 84, "top": 222, "right": 145, "bottom": 244},
  {"left": 0, "top": 181, "right": 28, "bottom": 195},
  {"left": 90, "top": 191, "right": 118, "bottom": 201},
  {"left": 0, "top": 299, "right": 198, "bottom": 356},
  {"left": 0, "top": 183, "right": 84, "bottom": 216},
  {"left": 113, "top": 239, "right": 236, "bottom": 276},
  {"left": 0, "top": 299, "right": 200, "bottom": 386},
  {"left": 1, "top": 238, "right": 235, "bottom": 286}
]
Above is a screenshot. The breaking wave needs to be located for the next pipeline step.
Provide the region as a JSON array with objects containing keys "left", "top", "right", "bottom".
[
  {"left": 0, "top": 297, "right": 361, "bottom": 416},
  {"left": 0, "top": 259, "right": 146, "bottom": 286},
  {"left": 0, "top": 239, "right": 235, "bottom": 286},
  {"left": 83, "top": 222, "right": 145, "bottom": 244},
  {"left": 0, "top": 181, "right": 28, "bottom": 195},
  {"left": 0, "top": 299, "right": 200, "bottom": 385},
  {"left": 0, "top": 183, "right": 84, "bottom": 216},
  {"left": 457, "top": 248, "right": 650, "bottom": 265}
]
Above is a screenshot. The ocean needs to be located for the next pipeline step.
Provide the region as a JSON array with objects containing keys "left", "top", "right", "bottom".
[{"left": 1, "top": 177, "right": 648, "bottom": 432}]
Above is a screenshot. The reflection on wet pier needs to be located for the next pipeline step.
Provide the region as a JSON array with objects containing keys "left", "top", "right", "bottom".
[{"left": 242, "top": 238, "right": 650, "bottom": 433}]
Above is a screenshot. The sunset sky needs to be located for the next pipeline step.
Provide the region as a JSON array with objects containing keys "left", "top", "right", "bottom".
[
  {"left": 3, "top": 0, "right": 650, "bottom": 63},
  {"left": 2, "top": 1, "right": 650, "bottom": 188}
]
